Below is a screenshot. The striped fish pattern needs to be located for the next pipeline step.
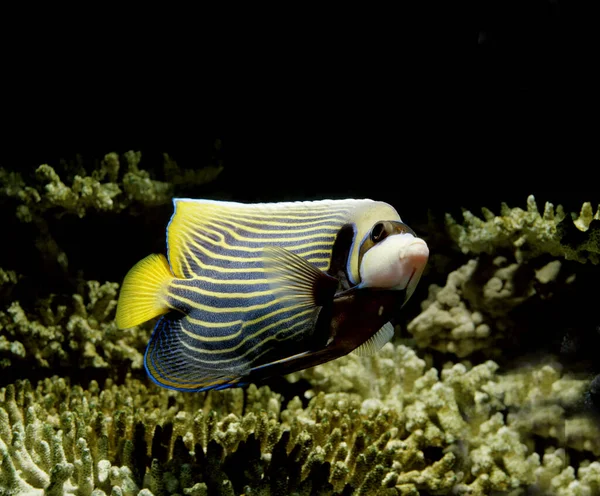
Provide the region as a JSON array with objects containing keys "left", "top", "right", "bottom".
[
  {"left": 116, "top": 198, "right": 416, "bottom": 392},
  {"left": 141, "top": 198, "right": 399, "bottom": 391}
]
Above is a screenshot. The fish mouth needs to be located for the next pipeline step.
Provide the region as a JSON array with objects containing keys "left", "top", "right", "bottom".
[{"left": 402, "top": 267, "right": 418, "bottom": 305}]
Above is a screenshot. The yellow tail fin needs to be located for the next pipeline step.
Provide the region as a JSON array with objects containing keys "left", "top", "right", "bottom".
[{"left": 116, "top": 253, "right": 174, "bottom": 329}]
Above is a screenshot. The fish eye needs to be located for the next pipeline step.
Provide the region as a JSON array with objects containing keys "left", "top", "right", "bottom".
[{"left": 370, "top": 222, "right": 387, "bottom": 243}]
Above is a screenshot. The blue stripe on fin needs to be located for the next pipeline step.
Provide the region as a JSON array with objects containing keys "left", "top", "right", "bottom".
[{"left": 144, "top": 314, "right": 250, "bottom": 392}]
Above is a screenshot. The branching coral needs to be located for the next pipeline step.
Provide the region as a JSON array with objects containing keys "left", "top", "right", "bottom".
[
  {"left": 1, "top": 301, "right": 598, "bottom": 495},
  {"left": 0, "top": 280, "right": 148, "bottom": 371},
  {"left": 0, "top": 150, "right": 223, "bottom": 279},
  {"left": 2, "top": 164, "right": 599, "bottom": 496},
  {"left": 1, "top": 151, "right": 223, "bottom": 220},
  {"left": 484, "top": 358, "right": 600, "bottom": 457},
  {"left": 446, "top": 195, "right": 600, "bottom": 264},
  {"left": 289, "top": 344, "right": 599, "bottom": 495},
  {"left": 406, "top": 196, "right": 598, "bottom": 358},
  {"left": 1, "top": 362, "right": 470, "bottom": 496},
  {"left": 0, "top": 149, "right": 223, "bottom": 374},
  {"left": 404, "top": 254, "right": 559, "bottom": 357}
]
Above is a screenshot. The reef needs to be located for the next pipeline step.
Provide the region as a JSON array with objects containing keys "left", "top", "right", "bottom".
[
  {"left": 1, "top": 150, "right": 224, "bottom": 219},
  {"left": 2, "top": 345, "right": 599, "bottom": 495},
  {"left": 0, "top": 150, "right": 222, "bottom": 375},
  {"left": 445, "top": 195, "right": 600, "bottom": 264},
  {"left": 408, "top": 196, "right": 600, "bottom": 359},
  {"left": 0, "top": 279, "right": 148, "bottom": 371},
  {"left": 1, "top": 152, "right": 599, "bottom": 496}
]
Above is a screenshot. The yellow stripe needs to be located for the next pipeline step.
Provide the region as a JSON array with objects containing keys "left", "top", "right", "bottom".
[
  {"left": 181, "top": 248, "right": 195, "bottom": 276},
  {"left": 171, "top": 281, "right": 274, "bottom": 299},
  {"left": 192, "top": 217, "right": 342, "bottom": 236},
  {"left": 205, "top": 211, "right": 349, "bottom": 226},
  {"left": 185, "top": 301, "right": 311, "bottom": 334},
  {"left": 148, "top": 359, "right": 238, "bottom": 390},
  {"left": 148, "top": 313, "right": 316, "bottom": 389},
  {"left": 181, "top": 220, "right": 337, "bottom": 252},
  {"left": 167, "top": 291, "right": 296, "bottom": 314},
  {"left": 306, "top": 257, "right": 331, "bottom": 265},
  {"left": 178, "top": 275, "right": 270, "bottom": 285},
  {"left": 179, "top": 313, "right": 314, "bottom": 360},
  {"left": 204, "top": 203, "right": 351, "bottom": 216},
  {"left": 181, "top": 231, "right": 332, "bottom": 264},
  {"left": 180, "top": 243, "right": 263, "bottom": 274},
  {"left": 181, "top": 217, "right": 340, "bottom": 243}
]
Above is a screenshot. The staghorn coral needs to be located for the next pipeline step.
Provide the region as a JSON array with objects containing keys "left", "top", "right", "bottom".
[
  {"left": 2, "top": 170, "right": 600, "bottom": 496},
  {"left": 0, "top": 280, "right": 148, "bottom": 371},
  {"left": 446, "top": 195, "right": 600, "bottom": 264},
  {"left": 0, "top": 359, "right": 473, "bottom": 496},
  {"left": 1, "top": 150, "right": 224, "bottom": 219},
  {"left": 484, "top": 358, "right": 600, "bottom": 457},
  {"left": 0, "top": 149, "right": 223, "bottom": 374},
  {"left": 0, "top": 150, "right": 223, "bottom": 278}
]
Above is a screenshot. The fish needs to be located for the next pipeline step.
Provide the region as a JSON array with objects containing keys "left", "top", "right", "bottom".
[{"left": 115, "top": 198, "right": 429, "bottom": 392}]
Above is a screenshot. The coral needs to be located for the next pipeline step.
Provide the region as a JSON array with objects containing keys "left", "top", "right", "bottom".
[
  {"left": 289, "top": 344, "right": 599, "bottom": 495},
  {"left": 1, "top": 309, "right": 598, "bottom": 496},
  {"left": 3, "top": 167, "right": 599, "bottom": 496},
  {"left": 404, "top": 254, "right": 550, "bottom": 357},
  {"left": 1, "top": 151, "right": 224, "bottom": 220},
  {"left": 1, "top": 362, "right": 469, "bottom": 496},
  {"left": 485, "top": 358, "right": 600, "bottom": 457},
  {"left": 446, "top": 195, "right": 600, "bottom": 264},
  {"left": 0, "top": 149, "right": 224, "bottom": 374},
  {"left": 0, "top": 280, "right": 148, "bottom": 371},
  {"left": 290, "top": 344, "right": 599, "bottom": 495},
  {"left": 0, "top": 269, "right": 19, "bottom": 288},
  {"left": 0, "top": 150, "right": 223, "bottom": 279}
]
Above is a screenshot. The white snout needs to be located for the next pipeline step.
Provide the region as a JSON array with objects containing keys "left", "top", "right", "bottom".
[{"left": 359, "top": 233, "right": 429, "bottom": 302}]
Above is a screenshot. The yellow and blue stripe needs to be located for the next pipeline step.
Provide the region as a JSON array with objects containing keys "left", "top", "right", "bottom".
[{"left": 139, "top": 198, "right": 400, "bottom": 391}]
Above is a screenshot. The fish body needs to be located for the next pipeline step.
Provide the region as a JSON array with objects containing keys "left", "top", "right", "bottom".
[{"left": 116, "top": 198, "right": 429, "bottom": 391}]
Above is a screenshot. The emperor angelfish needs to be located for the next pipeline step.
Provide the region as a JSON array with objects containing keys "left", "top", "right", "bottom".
[{"left": 116, "top": 198, "right": 429, "bottom": 392}]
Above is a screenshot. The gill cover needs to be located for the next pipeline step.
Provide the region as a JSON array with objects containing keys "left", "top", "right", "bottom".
[{"left": 345, "top": 202, "right": 401, "bottom": 285}]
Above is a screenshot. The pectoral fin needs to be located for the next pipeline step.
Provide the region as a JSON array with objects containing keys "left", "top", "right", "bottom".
[
  {"left": 352, "top": 322, "right": 395, "bottom": 357},
  {"left": 262, "top": 246, "right": 339, "bottom": 307}
]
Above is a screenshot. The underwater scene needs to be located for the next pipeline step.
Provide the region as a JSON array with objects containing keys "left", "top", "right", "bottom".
[{"left": 0, "top": 148, "right": 599, "bottom": 496}]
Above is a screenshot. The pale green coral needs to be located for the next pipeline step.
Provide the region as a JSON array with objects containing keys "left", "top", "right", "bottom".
[
  {"left": 484, "top": 358, "right": 600, "bottom": 457},
  {"left": 2, "top": 151, "right": 223, "bottom": 220},
  {"left": 446, "top": 195, "right": 600, "bottom": 264},
  {"left": 0, "top": 269, "right": 19, "bottom": 287},
  {"left": 405, "top": 255, "right": 548, "bottom": 357},
  {"left": 0, "top": 150, "right": 223, "bottom": 278},
  {"left": 290, "top": 344, "right": 599, "bottom": 495},
  {"left": 1, "top": 325, "right": 598, "bottom": 495},
  {"left": 1, "top": 367, "right": 466, "bottom": 496},
  {"left": 573, "top": 201, "right": 600, "bottom": 232},
  {"left": 0, "top": 280, "right": 148, "bottom": 370}
]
